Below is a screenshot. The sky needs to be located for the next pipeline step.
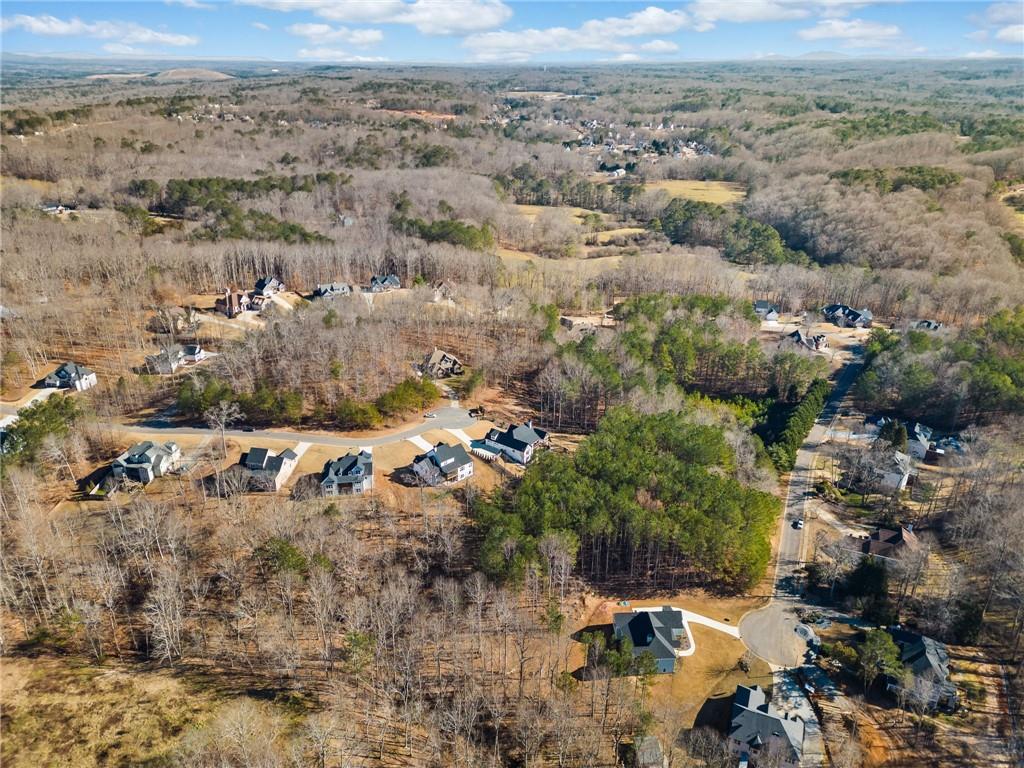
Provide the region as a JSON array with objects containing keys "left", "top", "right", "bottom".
[{"left": 1, "top": 1, "right": 1022, "bottom": 64}]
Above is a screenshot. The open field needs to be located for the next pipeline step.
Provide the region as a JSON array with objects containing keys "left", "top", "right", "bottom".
[
  {"left": 0, "top": 657, "right": 222, "bottom": 768},
  {"left": 514, "top": 203, "right": 595, "bottom": 222},
  {"left": 645, "top": 179, "right": 747, "bottom": 205}
]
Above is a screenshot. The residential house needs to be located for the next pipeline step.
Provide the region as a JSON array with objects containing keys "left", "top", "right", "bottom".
[
  {"left": 432, "top": 280, "right": 456, "bottom": 303},
  {"left": 215, "top": 289, "right": 251, "bottom": 318},
  {"left": 314, "top": 282, "right": 352, "bottom": 299},
  {"left": 254, "top": 276, "right": 285, "bottom": 297},
  {"left": 423, "top": 348, "right": 464, "bottom": 379},
  {"left": 145, "top": 345, "right": 185, "bottom": 375},
  {"left": 875, "top": 450, "right": 913, "bottom": 493},
  {"left": 43, "top": 361, "right": 97, "bottom": 391},
  {"left": 727, "top": 685, "right": 805, "bottom": 768},
  {"left": 823, "top": 304, "right": 873, "bottom": 328},
  {"left": 886, "top": 629, "right": 958, "bottom": 712},
  {"left": 914, "top": 320, "right": 943, "bottom": 331},
  {"left": 112, "top": 441, "right": 181, "bottom": 485},
  {"left": 858, "top": 526, "right": 920, "bottom": 559},
  {"left": 369, "top": 274, "right": 401, "bottom": 293},
  {"left": 613, "top": 607, "right": 685, "bottom": 674},
  {"left": 183, "top": 344, "right": 207, "bottom": 363},
  {"left": 240, "top": 447, "right": 299, "bottom": 492},
  {"left": 320, "top": 450, "right": 374, "bottom": 496},
  {"left": 787, "top": 329, "right": 829, "bottom": 351},
  {"left": 483, "top": 421, "right": 548, "bottom": 465},
  {"left": 411, "top": 442, "right": 474, "bottom": 486},
  {"left": 906, "top": 422, "right": 934, "bottom": 461},
  {"left": 753, "top": 300, "right": 780, "bottom": 322},
  {"left": 630, "top": 735, "right": 667, "bottom": 768}
]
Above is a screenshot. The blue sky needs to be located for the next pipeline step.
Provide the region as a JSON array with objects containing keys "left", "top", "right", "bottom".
[{"left": 1, "top": 1, "right": 1022, "bottom": 63}]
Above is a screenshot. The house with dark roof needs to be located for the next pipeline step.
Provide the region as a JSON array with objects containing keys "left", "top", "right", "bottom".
[
  {"left": 787, "top": 329, "right": 829, "bottom": 351},
  {"left": 858, "top": 526, "right": 920, "bottom": 559},
  {"left": 411, "top": 442, "right": 474, "bottom": 486},
  {"left": 728, "top": 685, "right": 805, "bottom": 768},
  {"left": 886, "top": 629, "right": 958, "bottom": 712},
  {"left": 483, "top": 421, "right": 548, "bottom": 465},
  {"left": 423, "top": 348, "right": 464, "bottom": 379},
  {"left": 823, "top": 304, "right": 873, "bottom": 328},
  {"left": 314, "top": 282, "right": 352, "bottom": 299},
  {"left": 43, "top": 361, "right": 97, "bottom": 391},
  {"left": 369, "top": 274, "right": 401, "bottom": 293},
  {"left": 240, "top": 446, "right": 299, "bottom": 491},
  {"left": 145, "top": 345, "right": 185, "bottom": 375},
  {"left": 254, "top": 276, "right": 285, "bottom": 297},
  {"left": 183, "top": 344, "right": 207, "bottom": 363},
  {"left": 112, "top": 441, "right": 181, "bottom": 485},
  {"left": 321, "top": 450, "right": 373, "bottom": 496},
  {"left": 753, "top": 300, "right": 780, "bottom": 322},
  {"left": 612, "top": 607, "right": 685, "bottom": 674},
  {"left": 914, "top": 319, "right": 943, "bottom": 332},
  {"left": 215, "top": 288, "right": 251, "bottom": 318}
]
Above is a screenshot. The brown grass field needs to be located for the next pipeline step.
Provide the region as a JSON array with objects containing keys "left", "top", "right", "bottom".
[{"left": 645, "top": 179, "right": 747, "bottom": 206}]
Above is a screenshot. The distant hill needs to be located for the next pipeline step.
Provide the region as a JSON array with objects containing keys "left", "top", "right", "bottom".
[{"left": 152, "top": 68, "right": 234, "bottom": 82}]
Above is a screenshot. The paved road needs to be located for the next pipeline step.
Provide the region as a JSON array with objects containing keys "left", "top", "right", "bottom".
[
  {"left": 740, "top": 360, "right": 863, "bottom": 667},
  {"left": 110, "top": 401, "right": 478, "bottom": 450}
]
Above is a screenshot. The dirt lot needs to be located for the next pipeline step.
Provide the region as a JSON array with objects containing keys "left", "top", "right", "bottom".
[{"left": 1, "top": 657, "right": 222, "bottom": 768}]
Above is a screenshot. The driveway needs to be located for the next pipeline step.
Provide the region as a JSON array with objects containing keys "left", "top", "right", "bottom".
[{"left": 740, "top": 360, "right": 862, "bottom": 667}]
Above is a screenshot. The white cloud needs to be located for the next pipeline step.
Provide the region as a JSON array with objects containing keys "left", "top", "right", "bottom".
[
  {"left": 995, "top": 23, "right": 1023, "bottom": 44},
  {"left": 611, "top": 53, "right": 642, "bottom": 62},
  {"left": 688, "top": 0, "right": 889, "bottom": 31},
  {"left": 1, "top": 14, "right": 198, "bottom": 46},
  {"left": 464, "top": 6, "right": 691, "bottom": 60},
  {"left": 287, "top": 22, "right": 382, "bottom": 46},
  {"left": 798, "top": 17, "right": 902, "bottom": 48},
  {"left": 251, "top": 21, "right": 271, "bottom": 30},
  {"left": 166, "top": 0, "right": 215, "bottom": 9},
  {"left": 964, "top": 49, "right": 1002, "bottom": 58},
  {"left": 966, "top": 29, "right": 988, "bottom": 41},
  {"left": 238, "top": 0, "right": 511, "bottom": 35},
  {"left": 296, "top": 46, "right": 387, "bottom": 61},
  {"left": 102, "top": 43, "right": 149, "bottom": 55},
  {"left": 983, "top": 2, "right": 1022, "bottom": 26},
  {"left": 640, "top": 39, "right": 679, "bottom": 53}
]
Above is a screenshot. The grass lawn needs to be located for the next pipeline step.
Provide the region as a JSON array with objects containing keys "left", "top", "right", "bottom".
[
  {"left": 1, "top": 657, "right": 222, "bottom": 768},
  {"left": 514, "top": 203, "right": 596, "bottom": 222},
  {"left": 595, "top": 227, "right": 645, "bottom": 243},
  {"left": 645, "top": 179, "right": 747, "bottom": 206}
]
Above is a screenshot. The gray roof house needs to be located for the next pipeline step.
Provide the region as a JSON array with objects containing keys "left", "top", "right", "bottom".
[
  {"left": 787, "top": 329, "right": 828, "bottom": 351},
  {"left": 241, "top": 446, "right": 299, "bottom": 491},
  {"left": 369, "top": 274, "right": 401, "bottom": 293},
  {"left": 886, "top": 629, "right": 958, "bottom": 712},
  {"left": 612, "top": 607, "right": 685, "bottom": 674},
  {"left": 823, "top": 303, "right": 873, "bottom": 328},
  {"left": 145, "top": 345, "right": 186, "bottom": 375},
  {"left": 728, "top": 685, "right": 805, "bottom": 768},
  {"left": 254, "top": 276, "right": 285, "bottom": 297},
  {"left": 411, "top": 442, "right": 474, "bottom": 486},
  {"left": 314, "top": 282, "right": 352, "bottom": 299},
  {"left": 875, "top": 450, "right": 913, "bottom": 493},
  {"left": 112, "top": 441, "right": 181, "bottom": 485},
  {"left": 43, "top": 361, "right": 97, "bottom": 391},
  {"left": 321, "top": 450, "right": 373, "bottom": 495},
  {"left": 753, "top": 300, "right": 780, "bottom": 322},
  {"left": 423, "top": 348, "right": 464, "bottom": 379},
  {"left": 630, "top": 735, "right": 667, "bottom": 768},
  {"left": 483, "top": 421, "right": 548, "bottom": 465}
]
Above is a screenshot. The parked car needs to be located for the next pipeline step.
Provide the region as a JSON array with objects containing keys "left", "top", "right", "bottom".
[
  {"left": 241, "top": 425, "right": 256, "bottom": 432},
  {"left": 424, "top": 412, "right": 437, "bottom": 419},
  {"left": 794, "top": 519, "right": 805, "bottom": 530}
]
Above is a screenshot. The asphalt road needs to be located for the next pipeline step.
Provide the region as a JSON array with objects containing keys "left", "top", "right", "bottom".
[
  {"left": 2, "top": 396, "right": 480, "bottom": 450},
  {"left": 740, "top": 360, "right": 864, "bottom": 667}
]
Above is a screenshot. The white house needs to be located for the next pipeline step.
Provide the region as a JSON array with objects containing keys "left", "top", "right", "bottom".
[
  {"left": 411, "top": 442, "right": 474, "bottom": 486},
  {"left": 483, "top": 421, "right": 548, "bottom": 465},
  {"left": 321, "top": 450, "right": 374, "bottom": 495},
  {"left": 241, "top": 447, "right": 299, "bottom": 492},
  {"left": 43, "top": 361, "right": 97, "bottom": 391},
  {"left": 112, "top": 441, "right": 181, "bottom": 485}
]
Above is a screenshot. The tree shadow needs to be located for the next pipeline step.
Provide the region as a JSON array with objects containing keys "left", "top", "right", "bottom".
[{"left": 693, "top": 691, "right": 734, "bottom": 732}]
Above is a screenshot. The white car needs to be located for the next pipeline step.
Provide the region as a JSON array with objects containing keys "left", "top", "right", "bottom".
[
  {"left": 424, "top": 412, "right": 437, "bottom": 419},
  {"left": 794, "top": 519, "right": 805, "bottom": 530}
]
